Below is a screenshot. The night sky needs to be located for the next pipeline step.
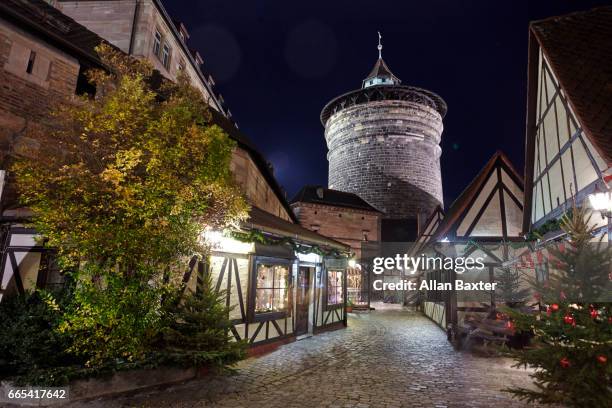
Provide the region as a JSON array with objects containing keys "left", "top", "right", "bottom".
[{"left": 164, "top": 0, "right": 610, "bottom": 208}]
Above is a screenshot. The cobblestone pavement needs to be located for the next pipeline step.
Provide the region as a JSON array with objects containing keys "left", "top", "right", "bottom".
[{"left": 74, "top": 309, "right": 544, "bottom": 408}]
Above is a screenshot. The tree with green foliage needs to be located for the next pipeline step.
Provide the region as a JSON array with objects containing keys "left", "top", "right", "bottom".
[
  {"left": 155, "top": 274, "right": 247, "bottom": 368},
  {"left": 8, "top": 44, "right": 248, "bottom": 371},
  {"left": 0, "top": 289, "right": 76, "bottom": 382},
  {"left": 495, "top": 266, "right": 531, "bottom": 308},
  {"left": 505, "top": 205, "right": 612, "bottom": 407}
]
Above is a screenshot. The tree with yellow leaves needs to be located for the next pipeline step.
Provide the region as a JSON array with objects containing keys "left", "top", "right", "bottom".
[{"left": 10, "top": 44, "right": 248, "bottom": 367}]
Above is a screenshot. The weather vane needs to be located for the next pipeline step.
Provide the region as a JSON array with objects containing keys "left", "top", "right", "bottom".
[{"left": 377, "top": 31, "right": 383, "bottom": 59}]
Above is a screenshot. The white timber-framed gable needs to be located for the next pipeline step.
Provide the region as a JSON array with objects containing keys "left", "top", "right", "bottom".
[{"left": 529, "top": 48, "right": 607, "bottom": 228}]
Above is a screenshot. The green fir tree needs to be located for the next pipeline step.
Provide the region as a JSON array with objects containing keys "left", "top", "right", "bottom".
[{"left": 505, "top": 205, "right": 612, "bottom": 407}]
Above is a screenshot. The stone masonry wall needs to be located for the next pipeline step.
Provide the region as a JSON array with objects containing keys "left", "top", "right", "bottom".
[
  {"left": 0, "top": 18, "right": 80, "bottom": 208},
  {"left": 325, "top": 99, "right": 444, "bottom": 221},
  {"left": 58, "top": 0, "right": 217, "bottom": 110},
  {"left": 231, "top": 148, "right": 292, "bottom": 222},
  {"left": 290, "top": 202, "right": 381, "bottom": 258}
]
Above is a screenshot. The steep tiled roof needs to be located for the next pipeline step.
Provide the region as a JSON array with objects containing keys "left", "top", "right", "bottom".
[
  {"left": 530, "top": 6, "right": 612, "bottom": 164},
  {"left": 0, "top": 0, "right": 107, "bottom": 68},
  {"left": 290, "top": 186, "right": 382, "bottom": 213},
  {"left": 246, "top": 206, "right": 349, "bottom": 251}
]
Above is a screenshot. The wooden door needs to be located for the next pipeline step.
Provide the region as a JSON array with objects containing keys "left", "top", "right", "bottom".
[{"left": 295, "top": 266, "right": 312, "bottom": 336}]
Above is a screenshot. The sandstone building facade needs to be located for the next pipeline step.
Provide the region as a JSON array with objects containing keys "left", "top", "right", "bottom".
[
  {"left": 290, "top": 186, "right": 382, "bottom": 259},
  {"left": 55, "top": 0, "right": 229, "bottom": 117}
]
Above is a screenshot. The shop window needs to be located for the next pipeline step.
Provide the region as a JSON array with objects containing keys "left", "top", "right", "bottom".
[
  {"left": 254, "top": 262, "right": 289, "bottom": 315},
  {"left": 326, "top": 270, "right": 343, "bottom": 308}
]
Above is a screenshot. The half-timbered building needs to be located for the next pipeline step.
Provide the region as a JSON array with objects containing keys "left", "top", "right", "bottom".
[
  {"left": 523, "top": 7, "right": 612, "bottom": 242},
  {"left": 0, "top": 1, "right": 350, "bottom": 347},
  {"left": 290, "top": 186, "right": 382, "bottom": 307},
  {"left": 416, "top": 151, "right": 525, "bottom": 333}
]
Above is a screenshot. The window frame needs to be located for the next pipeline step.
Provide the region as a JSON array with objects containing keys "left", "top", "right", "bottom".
[
  {"left": 324, "top": 268, "right": 345, "bottom": 311},
  {"left": 248, "top": 256, "right": 293, "bottom": 322},
  {"left": 177, "top": 57, "right": 186, "bottom": 72},
  {"left": 161, "top": 42, "right": 171, "bottom": 69},
  {"left": 26, "top": 50, "right": 36, "bottom": 74},
  {"left": 153, "top": 29, "right": 162, "bottom": 57}
]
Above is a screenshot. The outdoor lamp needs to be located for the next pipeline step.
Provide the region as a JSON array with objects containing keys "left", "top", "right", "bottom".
[
  {"left": 588, "top": 188, "right": 612, "bottom": 216},
  {"left": 588, "top": 185, "right": 612, "bottom": 242}
]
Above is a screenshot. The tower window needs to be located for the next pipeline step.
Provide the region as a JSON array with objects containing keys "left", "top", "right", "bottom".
[{"left": 26, "top": 50, "right": 36, "bottom": 74}]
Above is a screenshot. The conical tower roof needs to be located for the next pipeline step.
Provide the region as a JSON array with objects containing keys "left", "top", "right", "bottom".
[{"left": 362, "top": 57, "right": 401, "bottom": 88}]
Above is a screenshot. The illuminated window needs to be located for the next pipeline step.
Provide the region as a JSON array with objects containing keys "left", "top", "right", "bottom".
[
  {"left": 327, "top": 270, "right": 343, "bottom": 305},
  {"left": 255, "top": 263, "right": 289, "bottom": 314}
]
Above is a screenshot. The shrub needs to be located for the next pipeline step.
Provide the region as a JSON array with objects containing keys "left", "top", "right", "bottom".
[
  {"left": 0, "top": 289, "right": 79, "bottom": 381},
  {"left": 155, "top": 274, "right": 247, "bottom": 368}
]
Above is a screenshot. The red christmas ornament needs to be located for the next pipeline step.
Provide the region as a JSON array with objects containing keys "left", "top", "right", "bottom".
[
  {"left": 608, "top": 316, "right": 612, "bottom": 324},
  {"left": 564, "top": 314, "right": 575, "bottom": 326},
  {"left": 597, "top": 355, "right": 607, "bottom": 364},
  {"left": 546, "top": 306, "right": 552, "bottom": 316},
  {"left": 559, "top": 357, "right": 571, "bottom": 368},
  {"left": 551, "top": 303, "right": 559, "bottom": 311},
  {"left": 590, "top": 309, "right": 598, "bottom": 319}
]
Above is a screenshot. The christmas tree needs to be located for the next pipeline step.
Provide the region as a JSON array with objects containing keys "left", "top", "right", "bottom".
[
  {"left": 495, "top": 266, "right": 531, "bottom": 308},
  {"left": 505, "top": 205, "right": 612, "bottom": 407}
]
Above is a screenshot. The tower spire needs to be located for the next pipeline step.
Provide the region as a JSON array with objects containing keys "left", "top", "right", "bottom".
[{"left": 377, "top": 31, "right": 382, "bottom": 59}]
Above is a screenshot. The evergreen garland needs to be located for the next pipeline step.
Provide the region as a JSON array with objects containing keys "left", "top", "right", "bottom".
[{"left": 229, "top": 229, "right": 349, "bottom": 258}]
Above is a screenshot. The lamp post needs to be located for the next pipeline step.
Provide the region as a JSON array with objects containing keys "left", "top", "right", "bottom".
[{"left": 588, "top": 187, "right": 612, "bottom": 242}]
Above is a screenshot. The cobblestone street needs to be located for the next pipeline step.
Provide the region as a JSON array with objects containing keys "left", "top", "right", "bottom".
[{"left": 75, "top": 309, "right": 542, "bottom": 408}]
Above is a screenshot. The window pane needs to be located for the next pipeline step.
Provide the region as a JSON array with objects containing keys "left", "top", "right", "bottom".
[
  {"left": 255, "top": 288, "right": 274, "bottom": 313},
  {"left": 327, "top": 270, "right": 343, "bottom": 305},
  {"left": 153, "top": 31, "right": 161, "bottom": 56},
  {"left": 256, "top": 264, "right": 274, "bottom": 288},
  {"left": 255, "top": 263, "right": 289, "bottom": 314}
]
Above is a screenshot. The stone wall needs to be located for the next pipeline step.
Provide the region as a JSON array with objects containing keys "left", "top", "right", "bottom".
[
  {"left": 290, "top": 202, "right": 380, "bottom": 257},
  {"left": 325, "top": 99, "right": 444, "bottom": 223},
  {"left": 0, "top": 18, "right": 80, "bottom": 208},
  {"left": 231, "top": 148, "right": 292, "bottom": 222},
  {"left": 58, "top": 0, "right": 218, "bottom": 111}
]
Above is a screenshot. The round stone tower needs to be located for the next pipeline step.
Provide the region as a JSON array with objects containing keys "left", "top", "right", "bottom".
[{"left": 321, "top": 43, "right": 447, "bottom": 240}]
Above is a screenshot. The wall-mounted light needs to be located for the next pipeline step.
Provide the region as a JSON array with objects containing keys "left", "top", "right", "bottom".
[
  {"left": 588, "top": 184, "right": 611, "bottom": 242},
  {"left": 202, "top": 227, "right": 253, "bottom": 254}
]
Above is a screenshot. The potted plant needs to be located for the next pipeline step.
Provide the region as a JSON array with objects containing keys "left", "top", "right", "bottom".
[{"left": 346, "top": 299, "right": 354, "bottom": 313}]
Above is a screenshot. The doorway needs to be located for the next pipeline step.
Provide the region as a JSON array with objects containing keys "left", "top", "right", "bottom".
[{"left": 295, "top": 266, "right": 313, "bottom": 336}]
